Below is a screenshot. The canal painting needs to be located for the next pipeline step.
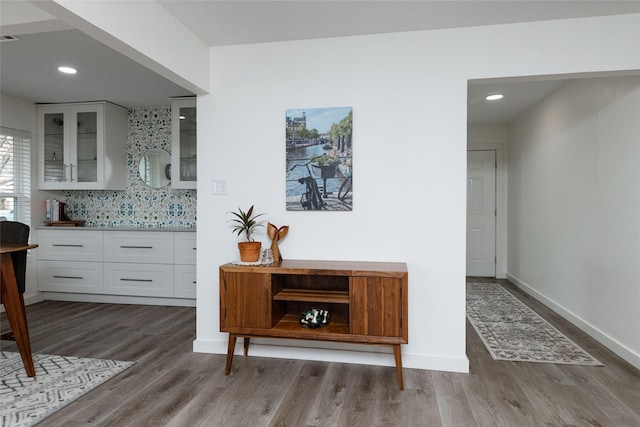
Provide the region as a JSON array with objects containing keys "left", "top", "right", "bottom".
[{"left": 286, "top": 107, "right": 353, "bottom": 211}]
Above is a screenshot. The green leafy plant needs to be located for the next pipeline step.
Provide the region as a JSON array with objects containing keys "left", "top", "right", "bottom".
[
  {"left": 311, "top": 154, "right": 341, "bottom": 167},
  {"left": 228, "top": 205, "right": 265, "bottom": 242}
]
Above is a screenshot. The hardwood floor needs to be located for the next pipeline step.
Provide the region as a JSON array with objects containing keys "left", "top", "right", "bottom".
[{"left": 2, "top": 280, "right": 639, "bottom": 426}]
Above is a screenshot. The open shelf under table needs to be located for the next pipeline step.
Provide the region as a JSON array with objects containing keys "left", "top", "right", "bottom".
[
  {"left": 273, "top": 313, "right": 350, "bottom": 336},
  {"left": 273, "top": 288, "right": 349, "bottom": 304}
]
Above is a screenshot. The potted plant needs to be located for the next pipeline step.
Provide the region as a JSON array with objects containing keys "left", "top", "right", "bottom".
[{"left": 228, "top": 205, "right": 265, "bottom": 262}]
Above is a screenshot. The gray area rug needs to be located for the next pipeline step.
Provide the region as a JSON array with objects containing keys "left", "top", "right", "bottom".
[
  {"left": 0, "top": 352, "right": 134, "bottom": 427},
  {"left": 466, "top": 283, "right": 602, "bottom": 366}
]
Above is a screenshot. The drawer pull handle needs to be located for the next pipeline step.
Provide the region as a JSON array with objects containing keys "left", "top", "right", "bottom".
[
  {"left": 53, "top": 244, "right": 84, "bottom": 247},
  {"left": 192, "top": 281, "right": 197, "bottom": 284},
  {"left": 120, "top": 245, "right": 153, "bottom": 249},
  {"left": 193, "top": 248, "right": 197, "bottom": 250},
  {"left": 120, "top": 278, "right": 153, "bottom": 282},
  {"left": 53, "top": 275, "right": 83, "bottom": 280}
]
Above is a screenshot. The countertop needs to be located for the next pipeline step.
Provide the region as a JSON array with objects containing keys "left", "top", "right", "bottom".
[{"left": 36, "top": 226, "right": 196, "bottom": 232}]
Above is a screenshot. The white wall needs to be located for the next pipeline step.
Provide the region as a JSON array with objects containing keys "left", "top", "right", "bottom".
[
  {"left": 507, "top": 75, "right": 640, "bottom": 369},
  {"left": 32, "top": 3, "right": 639, "bottom": 371},
  {"left": 194, "top": 15, "right": 640, "bottom": 372},
  {"left": 1, "top": 93, "right": 35, "bottom": 132},
  {"left": 0, "top": 93, "right": 44, "bottom": 306}
]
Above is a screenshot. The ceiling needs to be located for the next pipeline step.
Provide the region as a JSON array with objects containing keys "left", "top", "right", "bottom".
[
  {"left": 1, "top": 1, "right": 639, "bottom": 122},
  {"left": 0, "top": 29, "right": 193, "bottom": 108},
  {"left": 157, "top": 0, "right": 640, "bottom": 47}
]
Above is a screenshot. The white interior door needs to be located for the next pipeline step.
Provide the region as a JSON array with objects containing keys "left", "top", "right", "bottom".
[{"left": 467, "top": 150, "right": 496, "bottom": 277}]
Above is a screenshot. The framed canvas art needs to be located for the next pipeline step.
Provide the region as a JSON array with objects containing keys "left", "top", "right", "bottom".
[{"left": 285, "top": 107, "right": 352, "bottom": 211}]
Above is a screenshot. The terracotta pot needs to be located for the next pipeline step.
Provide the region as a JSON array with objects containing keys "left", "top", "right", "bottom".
[{"left": 238, "top": 241, "right": 262, "bottom": 262}]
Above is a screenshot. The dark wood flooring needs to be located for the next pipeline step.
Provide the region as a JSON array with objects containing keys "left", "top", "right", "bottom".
[{"left": 2, "top": 279, "right": 639, "bottom": 426}]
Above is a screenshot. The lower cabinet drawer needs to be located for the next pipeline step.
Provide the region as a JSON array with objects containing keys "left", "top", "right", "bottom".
[
  {"left": 37, "top": 230, "right": 103, "bottom": 262},
  {"left": 104, "top": 263, "right": 173, "bottom": 297},
  {"left": 174, "top": 264, "right": 196, "bottom": 299},
  {"left": 103, "top": 232, "right": 173, "bottom": 264},
  {"left": 38, "top": 261, "right": 103, "bottom": 294}
]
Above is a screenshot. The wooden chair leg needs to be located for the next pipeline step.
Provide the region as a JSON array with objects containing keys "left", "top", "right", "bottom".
[
  {"left": 1, "top": 253, "right": 35, "bottom": 377},
  {"left": 393, "top": 344, "right": 404, "bottom": 391}
]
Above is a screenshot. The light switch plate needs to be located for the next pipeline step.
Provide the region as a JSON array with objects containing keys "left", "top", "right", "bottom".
[{"left": 212, "top": 179, "right": 227, "bottom": 195}]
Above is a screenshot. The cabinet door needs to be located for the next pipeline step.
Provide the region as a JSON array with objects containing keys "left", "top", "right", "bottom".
[
  {"left": 72, "top": 104, "right": 102, "bottom": 187},
  {"left": 174, "top": 232, "right": 196, "bottom": 265},
  {"left": 170, "top": 98, "right": 196, "bottom": 189},
  {"left": 220, "top": 271, "right": 272, "bottom": 330},
  {"left": 174, "top": 264, "right": 196, "bottom": 299},
  {"left": 350, "top": 276, "right": 407, "bottom": 340},
  {"left": 38, "top": 105, "right": 68, "bottom": 186}
]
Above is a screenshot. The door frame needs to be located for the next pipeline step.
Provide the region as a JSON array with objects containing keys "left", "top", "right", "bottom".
[{"left": 467, "top": 145, "right": 507, "bottom": 279}]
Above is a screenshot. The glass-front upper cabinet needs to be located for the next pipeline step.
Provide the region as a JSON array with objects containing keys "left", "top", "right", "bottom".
[
  {"left": 38, "top": 102, "right": 127, "bottom": 190},
  {"left": 171, "top": 98, "right": 197, "bottom": 189}
]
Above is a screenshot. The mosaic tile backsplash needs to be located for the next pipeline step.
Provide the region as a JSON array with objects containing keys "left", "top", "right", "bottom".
[{"left": 64, "top": 107, "right": 196, "bottom": 229}]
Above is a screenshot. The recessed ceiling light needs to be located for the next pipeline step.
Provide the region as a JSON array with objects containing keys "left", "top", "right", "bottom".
[
  {"left": 486, "top": 94, "right": 504, "bottom": 101},
  {"left": 0, "top": 35, "right": 21, "bottom": 42},
  {"left": 58, "top": 66, "right": 77, "bottom": 74}
]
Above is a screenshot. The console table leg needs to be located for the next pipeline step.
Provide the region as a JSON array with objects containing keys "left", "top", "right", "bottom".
[
  {"left": 393, "top": 344, "right": 404, "bottom": 391},
  {"left": 225, "top": 334, "right": 237, "bottom": 375},
  {"left": 243, "top": 337, "right": 250, "bottom": 356}
]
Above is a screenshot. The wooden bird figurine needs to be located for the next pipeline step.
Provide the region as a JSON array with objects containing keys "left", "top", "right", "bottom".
[{"left": 267, "top": 223, "right": 289, "bottom": 263}]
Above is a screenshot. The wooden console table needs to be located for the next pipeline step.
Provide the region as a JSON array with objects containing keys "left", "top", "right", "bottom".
[{"left": 219, "top": 259, "right": 408, "bottom": 390}]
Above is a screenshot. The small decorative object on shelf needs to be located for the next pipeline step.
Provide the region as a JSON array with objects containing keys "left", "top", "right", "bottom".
[
  {"left": 299, "top": 308, "right": 329, "bottom": 329},
  {"left": 45, "top": 199, "right": 74, "bottom": 222},
  {"left": 261, "top": 248, "right": 274, "bottom": 265},
  {"left": 228, "top": 205, "right": 265, "bottom": 262},
  {"left": 267, "top": 222, "right": 289, "bottom": 262}
]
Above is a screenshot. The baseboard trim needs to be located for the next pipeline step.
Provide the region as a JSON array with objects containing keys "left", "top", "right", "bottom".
[
  {"left": 0, "top": 293, "right": 45, "bottom": 313},
  {"left": 24, "top": 293, "right": 45, "bottom": 306},
  {"left": 193, "top": 338, "right": 469, "bottom": 373},
  {"left": 41, "top": 292, "right": 196, "bottom": 307},
  {"left": 507, "top": 273, "right": 640, "bottom": 370}
]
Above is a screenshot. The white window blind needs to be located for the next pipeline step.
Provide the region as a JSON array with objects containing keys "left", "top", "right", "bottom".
[{"left": 0, "top": 127, "right": 31, "bottom": 226}]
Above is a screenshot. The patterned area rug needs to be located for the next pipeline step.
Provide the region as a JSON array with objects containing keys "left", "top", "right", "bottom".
[
  {"left": 466, "top": 283, "right": 602, "bottom": 366},
  {"left": 0, "top": 352, "right": 134, "bottom": 427}
]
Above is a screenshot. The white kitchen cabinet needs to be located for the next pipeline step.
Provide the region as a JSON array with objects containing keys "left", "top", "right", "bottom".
[
  {"left": 103, "top": 231, "right": 174, "bottom": 264},
  {"left": 37, "top": 229, "right": 104, "bottom": 294},
  {"left": 174, "top": 265, "right": 196, "bottom": 299},
  {"left": 104, "top": 262, "right": 173, "bottom": 297},
  {"left": 103, "top": 231, "right": 174, "bottom": 297},
  {"left": 36, "top": 229, "right": 196, "bottom": 305},
  {"left": 37, "top": 102, "right": 127, "bottom": 190},
  {"left": 37, "top": 229, "right": 103, "bottom": 261},
  {"left": 174, "top": 232, "right": 196, "bottom": 298},
  {"left": 38, "top": 261, "right": 104, "bottom": 294},
  {"left": 170, "top": 98, "right": 196, "bottom": 189},
  {"left": 173, "top": 232, "right": 197, "bottom": 264}
]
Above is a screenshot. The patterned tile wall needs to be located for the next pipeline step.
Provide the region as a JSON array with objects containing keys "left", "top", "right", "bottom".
[{"left": 64, "top": 107, "right": 197, "bottom": 229}]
